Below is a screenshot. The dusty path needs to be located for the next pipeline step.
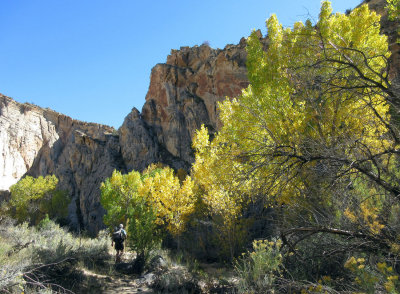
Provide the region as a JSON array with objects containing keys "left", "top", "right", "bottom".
[
  {"left": 81, "top": 268, "right": 154, "bottom": 293},
  {"left": 77, "top": 249, "right": 235, "bottom": 293},
  {"left": 79, "top": 250, "right": 155, "bottom": 293}
]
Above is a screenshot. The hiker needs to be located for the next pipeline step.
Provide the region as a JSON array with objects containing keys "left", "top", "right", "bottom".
[{"left": 111, "top": 224, "right": 127, "bottom": 263}]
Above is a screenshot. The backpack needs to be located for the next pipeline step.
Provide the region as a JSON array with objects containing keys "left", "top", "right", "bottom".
[{"left": 112, "top": 229, "right": 125, "bottom": 243}]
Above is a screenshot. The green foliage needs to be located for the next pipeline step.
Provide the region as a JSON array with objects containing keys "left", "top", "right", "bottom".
[
  {"left": 234, "top": 238, "right": 283, "bottom": 293},
  {"left": 101, "top": 165, "right": 197, "bottom": 263},
  {"left": 100, "top": 169, "right": 142, "bottom": 229},
  {"left": 9, "top": 175, "right": 69, "bottom": 225},
  {"left": 100, "top": 167, "right": 175, "bottom": 266},
  {"left": 387, "top": 0, "right": 400, "bottom": 21},
  {"left": 38, "top": 213, "right": 52, "bottom": 230},
  {"left": 386, "top": 0, "right": 400, "bottom": 42},
  {"left": 41, "top": 190, "right": 70, "bottom": 223},
  {"left": 100, "top": 169, "right": 161, "bottom": 262},
  {"left": 126, "top": 196, "right": 161, "bottom": 262}
]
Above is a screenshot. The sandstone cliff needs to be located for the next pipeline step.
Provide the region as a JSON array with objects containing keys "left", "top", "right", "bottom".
[
  {"left": 120, "top": 39, "right": 250, "bottom": 170},
  {"left": 0, "top": 95, "right": 125, "bottom": 233}
]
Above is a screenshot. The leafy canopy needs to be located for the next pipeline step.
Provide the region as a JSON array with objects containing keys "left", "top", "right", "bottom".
[
  {"left": 100, "top": 169, "right": 143, "bottom": 228},
  {"left": 9, "top": 175, "right": 69, "bottom": 225},
  {"left": 195, "top": 2, "right": 392, "bottom": 208},
  {"left": 100, "top": 164, "right": 197, "bottom": 260},
  {"left": 139, "top": 165, "right": 196, "bottom": 235},
  {"left": 191, "top": 1, "right": 400, "bottom": 285}
]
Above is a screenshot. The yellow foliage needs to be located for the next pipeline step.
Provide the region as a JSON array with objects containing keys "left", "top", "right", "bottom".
[
  {"left": 345, "top": 256, "right": 399, "bottom": 292},
  {"left": 344, "top": 256, "right": 358, "bottom": 270},
  {"left": 344, "top": 198, "right": 385, "bottom": 235},
  {"left": 344, "top": 208, "right": 357, "bottom": 223},
  {"left": 189, "top": 2, "right": 396, "bottom": 264},
  {"left": 360, "top": 202, "right": 385, "bottom": 235},
  {"left": 139, "top": 166, "right": 196, "bottom": 235},
  {"left": 101, "top": 166, "right": 197, "bottom": 236},
  {"left": 207, "top": 1, "right": 392, "bottom": 211},
  {"left": 192, "top": 125, "right": 250, "bottom": 224}
]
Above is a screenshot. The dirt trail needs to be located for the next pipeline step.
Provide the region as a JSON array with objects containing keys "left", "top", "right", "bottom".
[
  {"left": 82, "top": 268, "right": 154, "bottom": 293},
  {"left": 79, "top": 250, "right": 154, "bottom": 293},
  {"left": 78, "top": 250, "right": 234, "bottom": 293}
]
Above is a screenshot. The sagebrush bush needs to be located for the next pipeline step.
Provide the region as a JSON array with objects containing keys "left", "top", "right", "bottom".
[
  {"left": 0, "top": 219, "right": 32, "bottom": 292},
  {"left": 234, "top": 238, "right": 282, "bottom": 294},
  {"left": 152, "top": 266, "right": 201, "bottom": 293},
  {"left": 35, "top": 218, "right": 109, "bottom": 266},
  {"left": 0, "top": 217, "right": 110, "bottom": 293}
]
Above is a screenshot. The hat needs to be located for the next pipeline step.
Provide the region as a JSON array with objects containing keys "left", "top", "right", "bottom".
[{"left": 119, "top": 224, "right": 124, "bottom": 229}]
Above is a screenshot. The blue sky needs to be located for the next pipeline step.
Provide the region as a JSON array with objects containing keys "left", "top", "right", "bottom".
[{"left": 0, "top": 0, "right": 361, "bottom": 128}]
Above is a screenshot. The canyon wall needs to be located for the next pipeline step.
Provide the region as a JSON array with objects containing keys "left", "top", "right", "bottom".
[
  {"left": 120, "top": 38, "right": 250, "bottom": 171},
  {"left": 0, "top": 95, "right": 125, "bottom": 233}
]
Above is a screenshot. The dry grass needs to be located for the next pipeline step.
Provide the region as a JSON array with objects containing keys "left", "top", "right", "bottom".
[{"left": 0, "top": 217, "right": 110, "bottom": 293}]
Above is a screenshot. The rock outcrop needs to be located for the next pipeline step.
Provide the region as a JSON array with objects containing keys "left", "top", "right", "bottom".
[
  {"left": 121, "top": 40, "right": 250, "bottom": 170},
  {"left": 0, "top": 95, "right": 125, "bottom": 233},
  {"left": 119, "top": 108, "right": 160, "bottom": 172},
  {"left": 0, "top": 98, "right": 59, "bottom": 191}
]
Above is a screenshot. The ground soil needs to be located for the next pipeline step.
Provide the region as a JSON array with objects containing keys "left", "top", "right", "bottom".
[{"left": 77, "top": 250, "right": 154, "bottom": 293}]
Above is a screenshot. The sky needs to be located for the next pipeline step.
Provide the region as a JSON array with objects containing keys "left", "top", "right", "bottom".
[{"left": 0, "top": 0, "right": 362, "bottom": 128}]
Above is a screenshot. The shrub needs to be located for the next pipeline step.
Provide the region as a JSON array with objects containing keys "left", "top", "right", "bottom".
[
  {"left": 152, "top": 266, "right": 201, "bottom": 293},
  {"left": 234, "top": 238, "right": 282, "bottom": 294},
  {"left": 344, "top": 256, "right": 400, "bottom": 293},
  {"left": 0, "top": 218, "right": 109, "bottom": 293}
]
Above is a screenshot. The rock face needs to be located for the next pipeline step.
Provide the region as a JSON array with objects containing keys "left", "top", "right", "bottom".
[
  {"left": 0, "top": 99, "right": 56, "bottom": 190},
  {"left": 119, "top": 108, "right": 160, "bottom": 172},
  {"left": 0, "top": 95, "right": 125, "bottom": 233},
  {"left": 121, "top": 40, "right": 249, "bottom": 170}
]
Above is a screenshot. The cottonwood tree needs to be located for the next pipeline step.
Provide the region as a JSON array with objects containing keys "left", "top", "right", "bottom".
[
  {"left": 100, "top": 170, "right": 142, "bottom": 228},
  {"left": 192, "top": 125, "right": 253, "bottom": 259},
  {"left": 101, "top": 165, "right": 197, "bottom": 261},
  {"left": 100, "top": 169, "right": 161, "bottom": 264},
  {"left": 139, "top": 165, "right": 196, "bottom": 236},
  {"left": 9, "top": 175, "right": 69, "bottom": 225},
  {"left": 192, "top": 1, "right": 400, "bottom": 289}
]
